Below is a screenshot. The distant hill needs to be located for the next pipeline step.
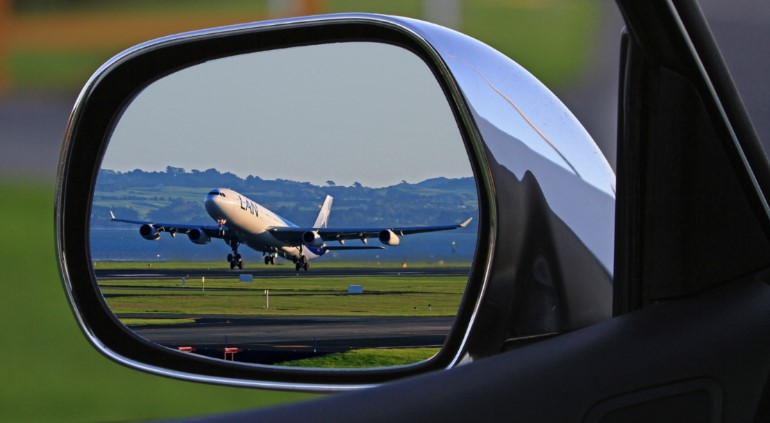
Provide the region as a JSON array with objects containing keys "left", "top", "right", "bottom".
[{"left": 91, "top": 167, "right": 478, "bottom": 229}]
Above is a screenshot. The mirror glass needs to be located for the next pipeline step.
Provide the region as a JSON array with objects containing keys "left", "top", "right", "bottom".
[{"left": 90, "top": 42, "right": 478, "bottom": 369}]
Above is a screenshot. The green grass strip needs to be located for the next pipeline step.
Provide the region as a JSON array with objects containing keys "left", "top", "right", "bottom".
[
  {"left": 99, "top": 275, "right": 466, "bottom": 316},
  {"left": 279, "top": 347, "right": 439, "bottom": 368}
]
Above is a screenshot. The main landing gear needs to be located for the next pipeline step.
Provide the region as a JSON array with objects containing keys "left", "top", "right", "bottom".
[
  {"left": 227, "top": 253, "right": 243, "bottom": 270},
  {"left": 227, "top": 240, "right": 243, "bottom": 270},
  {"left": 293, "top": 255, "right": 309, "bottom": 272},
  {"left": 262, "top": 248, "right": 278, "bottom": 265}
]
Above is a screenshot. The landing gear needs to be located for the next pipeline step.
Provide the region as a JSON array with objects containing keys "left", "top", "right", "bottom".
[
  {"left": 228, "top": 253, "right": 242, "bottom": 270},
  {"left": 262, "top": 249, "right": 277, "bottom": 265},
  {"left": 294, "top": 255, "right": 309, "bottom": 272},
  {"left": 226, "top": 241, "right": 243, "bottom": 270}
]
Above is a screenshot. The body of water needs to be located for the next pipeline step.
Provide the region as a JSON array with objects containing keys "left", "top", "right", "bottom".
[{"left": 90, "top": 228, "right": 477, "bottom": 264}]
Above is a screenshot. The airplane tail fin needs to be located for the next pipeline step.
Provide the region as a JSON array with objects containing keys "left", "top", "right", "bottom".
[{"left": 313, "top": 195, "right": 333, "bottom": 228}]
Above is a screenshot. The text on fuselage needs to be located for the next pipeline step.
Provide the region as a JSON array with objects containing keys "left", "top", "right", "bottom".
[{"left": 239, "top": 195, "right": 259, "bottom": 217}]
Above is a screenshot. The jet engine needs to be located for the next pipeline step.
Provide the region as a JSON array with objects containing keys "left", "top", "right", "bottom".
[
  {"left": 302, "top": 231, "right": 325, "bottom": 247},
  {"left": 379, "top": 229, "right": 400, "bottom": 246},
  {"left": 188, "top": 228, "right": 211, "bottom": 244},
  {"left": 139, "top": 224, "right": 161, "bottom": 241}
]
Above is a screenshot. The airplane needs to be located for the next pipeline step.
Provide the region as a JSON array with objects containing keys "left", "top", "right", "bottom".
[{"left": 110, "top": 188, "right": 473, "bottom": 271}]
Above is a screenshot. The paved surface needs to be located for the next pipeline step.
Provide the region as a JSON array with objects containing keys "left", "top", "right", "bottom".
[
  {"left": 127, "top": 314, "right": 453, "bottom": 364},
  {"left": 0, "top": 93, "right": 72, "bottom": 182},
  {"left": 96, "top": 266, "right": 470, "bottom": 280}
]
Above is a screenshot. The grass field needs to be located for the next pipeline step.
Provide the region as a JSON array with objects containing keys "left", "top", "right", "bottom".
[
  {"left": 0, "top": 182, "right": 316, "bottom": 422},
  {"left": 99, "top": 273, "right": 466, "bottom": 317},
  {"left": 6, "top": 0, "right": 600, "bottom": 91},
  {"left": 280, "top": 347, "right": 440, "bottom": 368}
]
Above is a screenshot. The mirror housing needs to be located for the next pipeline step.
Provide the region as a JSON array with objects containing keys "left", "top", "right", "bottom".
[{"left": 56, "top": 13, "right": 615, "bottom": 391}]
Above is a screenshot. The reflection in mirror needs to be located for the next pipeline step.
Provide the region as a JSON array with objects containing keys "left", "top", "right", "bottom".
[{"left": 90, "top": 42, "right": 478, "bottom": 369}]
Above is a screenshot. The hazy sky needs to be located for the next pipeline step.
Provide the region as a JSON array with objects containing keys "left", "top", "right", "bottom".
[{"left": 103, "top": 42, "right": 473, "bottom": 187}]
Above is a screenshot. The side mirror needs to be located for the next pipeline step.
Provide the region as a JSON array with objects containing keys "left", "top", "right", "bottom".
[{"left": 56, "top": 13, "right": 615, "bottom": 391}]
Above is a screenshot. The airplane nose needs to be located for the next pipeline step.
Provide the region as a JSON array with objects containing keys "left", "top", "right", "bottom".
[
  {"left": 205, "top": 190, "right": 218, "bottom": 205},
  {"left": 205, "top": 188, "right": 237, "bottom": 218},
  {"left": 205, "top": 189, "right": 225, "bottom": 214}
]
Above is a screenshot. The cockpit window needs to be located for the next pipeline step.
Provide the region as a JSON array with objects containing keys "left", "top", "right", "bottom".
[{"left": 208, "top": 190, "right": 218, "bottom": 196}]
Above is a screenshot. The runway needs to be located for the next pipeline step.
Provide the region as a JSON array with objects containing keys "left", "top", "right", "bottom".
[
  {"left": 124, "top": 314, "right": 454, "bottom": 365},
  {"left": 96, "top": 266, "right": 470, "bottom": 280}
]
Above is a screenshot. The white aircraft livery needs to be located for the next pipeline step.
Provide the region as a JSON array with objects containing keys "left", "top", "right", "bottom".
[{"left": 111, "top": 188, "right": 472, "bottom": 271}]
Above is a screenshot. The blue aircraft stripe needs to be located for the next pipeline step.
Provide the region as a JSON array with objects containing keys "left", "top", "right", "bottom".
[{"left": 306, "top": 245, "right": 326, "bottom": 256}]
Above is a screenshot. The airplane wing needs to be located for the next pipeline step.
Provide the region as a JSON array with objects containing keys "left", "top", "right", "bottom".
[
  {"left": 109, "top": 211, "right": 228, "bottom": 239},
  {"left": 267, "top": 217, "right": 473, "bottom": 246}
]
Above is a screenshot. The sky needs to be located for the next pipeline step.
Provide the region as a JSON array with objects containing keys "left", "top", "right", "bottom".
[{"left": 103, "top": 42, "right": 473, "bottom": 188}]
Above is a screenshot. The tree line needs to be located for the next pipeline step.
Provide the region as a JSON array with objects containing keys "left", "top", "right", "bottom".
[{"left": 92, "top": 167, "right": 478, "bottom": 229}]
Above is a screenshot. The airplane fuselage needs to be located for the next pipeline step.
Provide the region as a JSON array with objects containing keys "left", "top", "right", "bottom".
[{"left": 204, "top": 188, "right": 322, "bottom": 263}]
